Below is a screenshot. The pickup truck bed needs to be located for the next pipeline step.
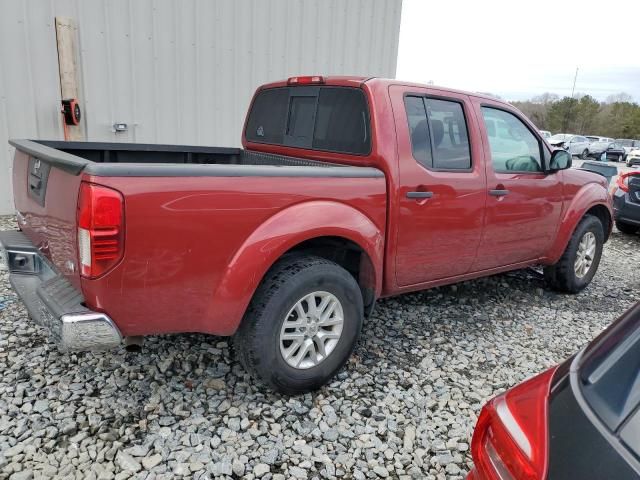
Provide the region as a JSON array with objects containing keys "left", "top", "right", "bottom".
[
  {"left": 11, "top": 139, "right": 376, "bottom": 174},
  {"left": 5, "top": 138, "right": 386, "bottom": 344}
]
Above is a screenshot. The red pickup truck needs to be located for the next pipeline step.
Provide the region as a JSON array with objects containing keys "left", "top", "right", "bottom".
[{"left": 1, "top": 76, "right": 612, "bottom": 394}]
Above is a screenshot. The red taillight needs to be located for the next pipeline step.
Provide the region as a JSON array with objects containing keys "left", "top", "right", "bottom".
[
  {"left": 469, "top": 367, "right": 557, "bottom": 480},
  {"left": 616, "top": 172, "right": 639, "bottom": 193},
  {"left": 287, "top": 75, "right": 325, "bottom": 85},
  {"left": 77, "top": 182, "right": 124, "bottom": 278}
]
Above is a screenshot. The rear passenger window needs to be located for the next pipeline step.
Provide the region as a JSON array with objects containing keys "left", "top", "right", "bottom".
[
  {"left": 481, "top": 107, "right": 542, "bottom": 173},
  {"left": 404, "top": 96, "right": 432, "bottom": 166},
  {"left": 404, "top": 96, "right": 471, "bottom": 170}
]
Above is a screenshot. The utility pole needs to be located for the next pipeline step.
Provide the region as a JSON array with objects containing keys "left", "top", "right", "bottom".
[{"left": 562, "top": 67, "right": 579, "bottom": 132}]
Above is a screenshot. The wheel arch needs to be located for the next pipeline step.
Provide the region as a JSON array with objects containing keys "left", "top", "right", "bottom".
[
  {"left": 545, "top": 183, "right": 612, "bottom": 264},
  {"left": 207, "top": 200, "right": 384, "bottom": 335}
]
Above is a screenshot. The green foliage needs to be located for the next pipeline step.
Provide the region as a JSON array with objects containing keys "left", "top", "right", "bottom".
[{"left": 511, "top": 92, "right": 640, "bottom": 139}]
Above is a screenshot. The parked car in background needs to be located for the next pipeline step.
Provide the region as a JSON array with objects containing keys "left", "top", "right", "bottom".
[
  {"left": 0, "top": 77, "right": 613, "bottom": 394},
  {"left": 627, "top": 148, "right": 640, "bottom": 167},
  {"left": 612, "top": 171, "right": 640, "bottom": 234},
  {"left": 548, "top": 133, "right": 591, "bottom": 158},
  {"left": 539, "top": 130, "right": 551, "bottom": 139},
  {"left": 586, "top": 135, "right": 614, "bottom": 143},
  {"left": 468, "top": 302, "right": 640, "bottom": 480},
  {"left": 616, "top": 139, "right": 640, "bottom": 161},
  {"left": 588, "top": 141, "right": 627, "bottom": 162}
]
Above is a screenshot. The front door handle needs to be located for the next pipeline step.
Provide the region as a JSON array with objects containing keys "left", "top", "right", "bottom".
[
  {"left": 488, "top": 189, "right": 510, "bottom": 197},
  {"left": 406, "top": 191, "right": 433, "bottom": 199}
]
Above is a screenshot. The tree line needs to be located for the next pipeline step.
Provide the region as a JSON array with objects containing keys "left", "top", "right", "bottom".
[{"left": 510, "top": 93, "right": 640, "bottom": 139}]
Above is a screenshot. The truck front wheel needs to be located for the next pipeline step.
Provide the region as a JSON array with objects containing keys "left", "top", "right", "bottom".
[
  {"left": 544, "top": 215, "right": 604, "bottom": 293},
  {"left": 233, "top": 255, "right": 363, "bottom": 395}
]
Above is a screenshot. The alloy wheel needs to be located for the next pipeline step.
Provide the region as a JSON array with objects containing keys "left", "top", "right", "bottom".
[{"left": 279, "top": 291, "right": 344, "bottom": 369}]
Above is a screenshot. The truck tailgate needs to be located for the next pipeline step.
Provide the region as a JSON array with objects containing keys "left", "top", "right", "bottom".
[{"left": 11, "top": 146, "right": 83, "bottom": 289}]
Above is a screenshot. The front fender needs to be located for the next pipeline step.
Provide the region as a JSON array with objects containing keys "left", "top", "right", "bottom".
[
  {"left": 545, "top": 182, "right": 612, "bottom": 264},
  {"left": 207, "top": 201, "right": 384, "bottom": 335}
]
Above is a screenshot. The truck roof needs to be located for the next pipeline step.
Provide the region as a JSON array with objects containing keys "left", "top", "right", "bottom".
[{"left": 260, "top": 76, "right": 513, "bottom": 108}]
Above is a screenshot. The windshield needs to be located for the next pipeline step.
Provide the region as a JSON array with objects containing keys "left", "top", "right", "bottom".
[
  {"left": 586, "top": 136, "right": 600, "bottom": 142},
  {"left": 549, "top": 134, "right": 570, "bottom": 142},
  {"left": 617, "top": 139, "right": 633, "bottom": 147}
]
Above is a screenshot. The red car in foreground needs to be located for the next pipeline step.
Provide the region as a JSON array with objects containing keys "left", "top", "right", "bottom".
[
  {"left": 468, "top": 303, "right": 640, "bottom": 479},
  {"left": 1, "top": 76, "right": 613, "bottom": 394}
]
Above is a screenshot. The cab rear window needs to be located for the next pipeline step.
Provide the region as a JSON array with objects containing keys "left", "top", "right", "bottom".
[{"left": 245, "top": 86, "right": 371, "bottom": 155}]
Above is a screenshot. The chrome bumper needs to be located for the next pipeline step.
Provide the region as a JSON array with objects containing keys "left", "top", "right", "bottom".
[{"left": 0, "top": 230, "right": 122, "bottom": 351}]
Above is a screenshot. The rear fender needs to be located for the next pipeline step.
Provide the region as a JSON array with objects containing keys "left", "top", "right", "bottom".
[
  {"left": 546, "top": 183, "right": 612, "bottom": 264},
  {"left": 208, "top": 201, "right": 384, "bottom": 335}
]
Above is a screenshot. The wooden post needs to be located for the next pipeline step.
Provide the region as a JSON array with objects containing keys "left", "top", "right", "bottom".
[{"left": 55, "top": 17, "right": 84, "bottom": 141}]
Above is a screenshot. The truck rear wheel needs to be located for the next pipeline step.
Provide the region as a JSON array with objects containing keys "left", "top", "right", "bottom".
[
  {"left": 233, "top": 255, "right": 363, "bottom": 395},
  {"left": 544, "top": 215, "right": 604, "bottom": 293}
]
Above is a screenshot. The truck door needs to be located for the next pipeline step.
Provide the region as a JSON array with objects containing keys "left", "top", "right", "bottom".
[
  {"left": 471, "top": 99, "right": 563, "bottom": 271},
  {"left": 390, "top": 86, "right": 487, "bottom": 287}
]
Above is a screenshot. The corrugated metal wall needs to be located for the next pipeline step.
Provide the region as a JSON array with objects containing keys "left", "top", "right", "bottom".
[{"left": 0, "top": 0, "right": 402, "bottom": 214}]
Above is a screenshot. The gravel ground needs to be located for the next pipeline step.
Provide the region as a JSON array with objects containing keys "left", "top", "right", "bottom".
[{"left": 1, "top": 213, "right": 639, "bottom": 480}]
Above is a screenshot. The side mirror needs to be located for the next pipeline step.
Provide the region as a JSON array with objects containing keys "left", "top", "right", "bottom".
[{"left": 549, "top": 149, "right": 572, "bottom": 172}]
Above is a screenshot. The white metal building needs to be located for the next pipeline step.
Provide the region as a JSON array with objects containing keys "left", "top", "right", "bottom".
[{"left": 0, "top": 0, "right": 402, "bottom": 214}]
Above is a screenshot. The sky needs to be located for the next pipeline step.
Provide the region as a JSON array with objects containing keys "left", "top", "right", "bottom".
[{"left": 396, "top": 0, "right": 640, "bottom": 102}]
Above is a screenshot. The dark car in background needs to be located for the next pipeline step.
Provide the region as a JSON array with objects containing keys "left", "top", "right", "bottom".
[
  {"left": 467, "top": 302, "right": 640, "bottom": 480},
  {"left": 588, "top": 141, "right": 627, "bottom": 162},
  {"left": 612, "top": 171, "right": 640, "bottom": 234}
]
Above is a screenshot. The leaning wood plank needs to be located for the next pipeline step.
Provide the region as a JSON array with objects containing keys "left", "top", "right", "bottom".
[{"left": 55, "top": 16, "right": 83, "bottom": 141}]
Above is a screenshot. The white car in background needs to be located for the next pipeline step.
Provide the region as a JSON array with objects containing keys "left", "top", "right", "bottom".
[
  {"left": 548, "top": 133, "right": 591, "bottom": 159},
  {"left": 627, "top": 148, "right": 640, "bottom": 167},
  {"left": 616, "top": 139, "right": 640, "bottom": 161},
  {"left": 586, "top": 135, "right": 614, "bottom": 144}
]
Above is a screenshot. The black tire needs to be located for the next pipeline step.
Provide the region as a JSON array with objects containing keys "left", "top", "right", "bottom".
[
  {"left": 616, "top": 221, "right": 639, "bottom": 235},
  {"left": 543, "top": 215, "right": 604, "bottom": 293},
  {"left": 233, "top": 255, "right": 363, "bottom": 395},
  {"left": 580, "top": 149, "right": 589, "bottom": 160}
]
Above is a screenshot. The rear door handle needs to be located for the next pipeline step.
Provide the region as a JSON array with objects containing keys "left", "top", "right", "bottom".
[
  {"left": 489, "top": 189, "right": 510, "bottom": 197},
  {"left": 406, "top": 191, "right": 433, "bottom": 199}
]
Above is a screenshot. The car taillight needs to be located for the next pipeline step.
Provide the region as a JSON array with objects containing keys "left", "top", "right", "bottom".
[
  {"left": 287, "top": 75, "right": 325, "bottom": 85},
  {"left": 616, "top": 172, "right": 640, "bottom": 193},
  {"left": 77, "top": 182, "right": 124, "bottom": 278},
  {"left": 469, "top": 367, "right": 557, "bottom": 480}
]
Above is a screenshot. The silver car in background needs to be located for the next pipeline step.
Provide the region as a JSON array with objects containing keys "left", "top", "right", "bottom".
[
  {"left": 548, "top": 133, "right": 591, "bottom": 159},
  {"left": 586, "top": 135, "right": 614, "bottom": 144}
]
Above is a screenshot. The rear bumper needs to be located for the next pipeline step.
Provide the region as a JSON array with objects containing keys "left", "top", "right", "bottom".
[
  {"left": 0, "top": 230, "right": 122, "bottom": 351},
  {"left": 613, "top": 190, "right": 640, "bottom": 226}
]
